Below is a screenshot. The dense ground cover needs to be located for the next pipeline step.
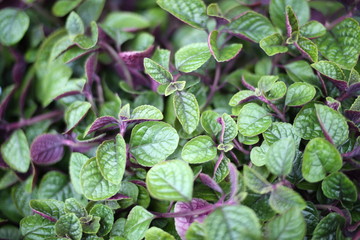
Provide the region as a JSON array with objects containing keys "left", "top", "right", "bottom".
[{"left": 0, "top": 0, "right": 360, "bottom": 239}]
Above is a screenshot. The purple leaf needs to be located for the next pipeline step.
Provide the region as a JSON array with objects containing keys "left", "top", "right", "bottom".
[
  {"left": 326, "top": 99, "right": 340, "bottom": 111},
  {"left": 119, "top": 45, "right": 155, "bottom": 70},
  {"left": 347, "top": 82, "right": 360, "bottom": 97},
  {"left": 345, "top": 110, "right": 360, "bottom": 124},
  {"left": 30, "top": 134, "right": 65, "bottom": 165},
  {"left": 174, "top": 199, "right": 212, "bottom": 239},
  {"left": 85, "top": 53, "right": 97, "bottom": 86},
  {"left": 85, "top": 116, "right": 119, "bottom": 135},
  {"left": 342, "top": 146, "right": 360, "bottom": 158},
  {"left": 199, "top": 173, "right": 223, "bottom": 194},
  {"left": 10, "top": 49, "right": 26, "bottom": 85},
  {"left": 107, "top": 193, "right": 130, "bottom": 200}
]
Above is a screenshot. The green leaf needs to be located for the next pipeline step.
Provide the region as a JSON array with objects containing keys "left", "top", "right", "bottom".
[
  {"left": 243, "top": 165, "right": 272, "bottom": 194},
  {"left": 64, "top": 101, "right": 92, "bottom": 132},
  {"left": 204, "top": 205, "right": 262, "bottom": 240},
  {"left": 300, "top": 21, "right": 326, "bottom": 39},
  {"left": 173, "top": 91, "right": 200, "bottom": 134},
  {"left": 311, "top": 61, "right": 345, "bottom": 81},
  {"left": 130, "top": 105, "right": 163, "bottom": 121},
  {"left": 237, "top": 103, "right": 272, "bottom": 137},
  {"left": 96, "top": 134, "right": 126, "bottom": 184},
  {"left": 285, "top": 82, "right": 316, "bottom": 106},
  {"left": 30, "top": 199, "right": 65, "bottom": 220},
  {"left": 1, "top": 129, "right": 30, "bottom": 173},
  {"left": 265, "top": 137, "right": 295, "bottom": 176},
  {"left": 302, "top": 202, "right": 320, "bottom": 235},
  {"left": 312, "top": 213, "right": 345, "bottom": 240},
  {"left": 229, "top": 90, "right": 256, "bottom": 107},
  {"left": 0, "top": 8, "right": 29, "bottom": 46},
  {"left": 284, "top": 60, "right": 320, "bottom": 88},
  {"left": 66, "top": 12, "right": 84, "bottom": 39},
  {"left": 145, "top": 227, "right": 175, "bottom": 240},
  {"left": 144, "top": 58, "right": 173, "bottom": 84},
  {"left": 293, "top": 103, "right": 323, "bottom": 140},
  {"left": 182, "top": 135, "right": 217, "bottom": 164},
  {"left": 64, "top": 198, "right": 87, "bottom": 218},
  {"left": 286, "top": 6, "right": 299, "bottom": 37},
  {"left": 200, "top": 110, "right": 221, "bottom": 136},
  {"left": 102, "top": 11, "right": 149, "bottom": 32},
  {"left": 263, "top": 122, "right": 301, "bottom": 146},
  {"left": 130, "top": 121, "right": 179, "bottom": 166},
  {"left": 89, "top": 204, "right": 114, "bottom": 237},
  {"left": 315, "top": 18, "right": 360, "bottom": 69},
  {"left": 20, "top": 215, "right": 55, "bottom": 240},
  {"left": 69, "top": 153, "right": 88, "bottom": 194},
  {"left": 321, "top": 172, "right": 357, "bottom": 202},
  {"left": 156, "top": 0, "right": 208, "bottom": 29},
  {"left": 270, "top": 186, "right": 306, "bottom": 213},
  {"left": 37, "top": 171, "right": 74, "bottom": 201},
  {"left": 302, "top": 138, "right": 342, "bottom": 183},
  {"left": 315, "top": 104, "right": 349, "bottom": 145},
  {"left": 264, "top": 208, "right": 306, "bottom": 240},
  {"left": 73, "top": 21, "right": 98, "bottom": 49},
  {"left": 77, "top": 0, "right": 105, "bottom": 27},
  {"left": 124, "top": 206, "right": 154, "bottom": 240},
  {"left": 260, "top": 33, "right": 288, "bottom": 56},
  {"left": 175, "top": 43, "right": 211, "bottom": 73},
  {"left": 208, "top": 30, "right": 242, "bottom": 62},
  {"left": 258, "top": 75, "right": 279, "bottom": 93},
  {"left": 250, "top": 141, "right": 270, "bottom": 166},
  {"left": 295, "top": 37, "right": 318, "bottom": 62},
  {"left": 146, "top": 160, "right": 193, "bottom": 201},
  {"left": 80, "top": 215, "right": 101, "bottom": 235},
  {"left": 0, "top": 225, "right": 21, "bottom": 240},
  {"left": 55, "top": 213, "right": 82, "bottom": 240},
  {"left": 151, "top": 48, "right": 171, "bottom": 70},
  {"left": 228, "top": 11, "right": 275, "bottom": 43},
  {"left": 219, "top": 114, "right": 237, "bottom": 144},
  {"left": 165, "top": 81, "right": 186, "bottom": 96},
  {"left": 52, "top": 0, "right": 82, "bottom": 17},
  {"left": 80, "top": 157, "right": 121, "bottom": 201},
  {"left": 270, "top": 0, "right": 309, "bottom": 31}
]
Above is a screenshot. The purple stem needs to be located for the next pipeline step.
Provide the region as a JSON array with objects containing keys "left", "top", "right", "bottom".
[
  {"left": 258, "top": 96, "right": 287, "bottom": 122},
  {"left": 316, "top": 72, "right": 328, "bottom": 96},
  {"left": 232, "top": 139, "right": 250, "bottom": 155},
  {"left": 229, "top": 150, "right": 240, "bottom": 165},
  {"left": 0, "top": 110, "right": 63, "bottom": 131},
  {"left": 217, "top": 117, "right": 225, "bottom": 144},
  {"left": 94, "top": 75, "right": 104, "bottom": 105},
  {"left": 213, "top": 152, "right": 224, "bottom": 177}
]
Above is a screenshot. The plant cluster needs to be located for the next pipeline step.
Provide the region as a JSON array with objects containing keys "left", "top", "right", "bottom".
[{"left": 0, "top": 0, "right": 360, "bottom": 239}]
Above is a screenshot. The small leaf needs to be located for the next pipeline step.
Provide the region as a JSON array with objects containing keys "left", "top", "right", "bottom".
[
  {"left": 200, "top": 110, "right": 221, "bottom": 136},
  {"left": 130, "top": 121, "right": 179, "bottom": 166},
  {"left": 182, "top": 136, "right": 216, "bottom": 164},
  {"left": 64, "top": 101, "right": 92, "bottom": 132},
  {"left": 20, "top": 215, "right": 55, "bottom": 240},
  {"left": 30, "top": 134, "right": 65, "bottom": 165},
  {"left": 302, "top": 138, "right": 342, "bottom": 183},
  {"left": 269, "top": 186, "right": 306, "bottom": 213},
  {"left": 300, "top": 21, "right": 326, "bottom": 39},
  {"left": 263, "top": 122, "right": 301, "bottom": 146},
  {"left": 175, "top": 43, "right": 211, "bottom": 73},
  {"left": 30, "top": 199, "right": 65, "bottom": 221},
  {"left": 146, "top": 160, "right": 194, "bottom": 201},
  {"left": 69, "top": 153, "right": 88, "bottom": 194},
  {"left": 145, "top": 227, "right": 175, "bottom": 240},
  {"left": 0, "top": 8, "right": 29, "bottom": 46},
  {"left": 229, "top": 90, "right": 256, "bottom": 107},
  {"left": 315, "top": 104, "right": 349, "bottom": 145},
  {"left": 285, "top": 82, "right": 316, "bottom": 106},
  {"left": 264, "top": 208, "right": 306, "bottom": 240},
  {"left": 295, "top": 37, "right": 318, "bottom": 62},
  {"left": 311, "top": 61, "right": 345, "bottom": 81},
  {"left": 321, "top": 172, "right": 357, "bottom": 202},
  {"left": 228, "top": 11, "right": 275, "bottom": 43},
  {"left": 55, "top": 213, "right": 82, "bottom": 240},
  {"left": 285, "top": 6, "right": 299, "bottom": 38},
  {"left": 237, "top": 103, "right": 272, "bottom": 137},
  {"left": 222, "top": 113, "right": 238, "bottom": 143},
  {"left": 96, "top": 134, "right": 126, "bottom": 184},
  {"left": 85, "top": 116, "right": 119, "bottom": 136},
  {"left": 37, "top": 171, "right": 74, "bottom": 201},
  {"left": 102, "top": 11, "right": 149, "bottom": 31},
  {"left": 80, "top": 157, "right": 121, "bottom": 201},
  {"left": 73, "top": 21, "right": 98, "bottom": 49},
  {"left": 156, "top": 0, "right": 208, "bottom": 29},
  {"left": 312, "top": 213, "right": 345, "bottom": 240},
  {"left": 260, "top": 33, "right": 288, "bottom": 56},
  {"left": 315, "top": 18, "right": 360, "bottom": 69},
  {"left": 204, "top": 205, "right": 262, "bottom": 240},
  {"left": 284, "top": 60, "right": 320, "bottom": 88},
  {"left": 1, "top": 129, "right": 30, "bottom": 173},
  {"left": 173, "top": 91, "right": 200, "bottom": 134},
  {"left": 144, "top": 58, "right": 173, "bottom": 84},
  {"left": 129, "top": 105, "right": 163, "bottom": 121},
  {"left": 124, "top": 206, "right": 154, "bottom": 240},
  {"left": 52, "top": 0, "right": 82, "bottom": 17},
  {"left": 89, "top": 204, "right": 114, "bottom": 237},
  {"left": 66, "top": 12, "right": 84, "bottom": 39},
  {"left": 250, "top": 142, "right": 270, "bottom": 166},
  {"left": 293, "top": 103, "right": 323, "bottom": 140},
  {"left": 258, "top": 75, "right": 279, "bottom": 93},
  {"left": 265, "top": 137, "right": 296, "bottom": 176},
  {"left": 208, "top": 30, "right": 242, "bottom": 62},
  {"left": 243, "top": 165, "right": 272, "bottom": 194},
  {"left": 64, "top": 198, "right": 87, "bottom": 218}
]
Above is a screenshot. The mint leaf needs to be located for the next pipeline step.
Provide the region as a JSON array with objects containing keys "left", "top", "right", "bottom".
[
  {"left": 173, "top": 91, "right": 200, "bottom": 134},
  {"left": 144, "top": 58, "right": 173, "bottom": 84},
  {"left": 20, "top": 215, "right": 55, "bottom": 240},
  {"left": 130, "top": 105, "right": 163, "bottom": 121},
  {"left": 69, "top": 153, "right": 88, "bottom": 194},
  {"left": 243, "top": 165, "right": 272, "bottom": 194},
  {"left": 260, "top": 33, "right": 288, "bottom": 56},
  {"left": 208, "top": 30, "right": 242, "bottom": 62},
  {"left": 64, "top": 101, "right": 92, "bottom": 132},
  {"left": 124, "top": 206, "right": 154, "bottom": 240},
  {"left": 237, "top": 103, "right": 272, "bottom": 137},
  {"left": 146, "top": 160, "right": 193, "bottom": 201},
  {"left": 302, "top": 138, "right": 342, "bottom": 183},
  {"left": 0, "top": 8, "right": 29, "bottom": 46},
  {"left": 175, "top": 43, "right": 211, "bottom": 72},
  {"left": 312, "top": 213, "right": 345, "bottom": 240},
  {"left": 321, "top": 172, "right": 357, "bottom": 203},
  {"left": 89, "top": 204, "right": 114, "bottom": 236},
  {"left": 30, "top": 199, "right": 65, "bottom": 221},
  {"left": 269, "top": 186, "right": 306, "bottom": 213},
  {"left": 182, "top": 135, "right": 217, "bottom": 164},
  {"left": 55, "top": 213, "right": 82, "bottom": 240},
  {"left": 285, "top": 82, "right": 316, "bottom": 106}
]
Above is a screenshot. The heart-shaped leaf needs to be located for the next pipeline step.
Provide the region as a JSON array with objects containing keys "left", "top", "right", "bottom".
[
  {"left": 285, "top": 82, "right": 316, "bottom": 106},
  {"left": 182, "top": 135, "right": 216, "bottom": 164},
  {"left": 237, "top": 103, "right": 272, "bottom": 137},
  {"left": 321, "top": 172, "right": 357, "bottom": 202}
]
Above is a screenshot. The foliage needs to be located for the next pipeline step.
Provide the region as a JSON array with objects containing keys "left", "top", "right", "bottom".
[{"left": 0, "top": 0, "right": 359, "bottom": 239}]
